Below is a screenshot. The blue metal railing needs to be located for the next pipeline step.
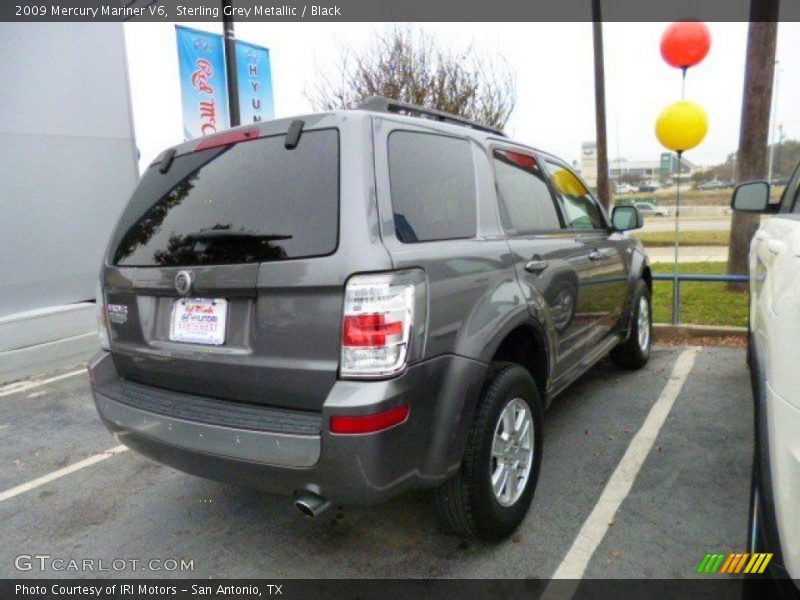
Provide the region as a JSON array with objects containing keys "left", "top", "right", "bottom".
[{"left": 652, "top": 273, "right": 748, "bottom": 324}]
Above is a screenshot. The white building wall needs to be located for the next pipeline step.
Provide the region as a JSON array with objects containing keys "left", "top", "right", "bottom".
[{"left": 0, "top": 23, "right": 138, "bottom": 318}]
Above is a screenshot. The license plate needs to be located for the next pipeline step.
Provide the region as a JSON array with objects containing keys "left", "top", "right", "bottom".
[{"left": 169, "top": 298, "right": 228, "bottom": 346}]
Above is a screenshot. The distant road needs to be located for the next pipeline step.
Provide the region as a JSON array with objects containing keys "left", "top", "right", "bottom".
[
  {"left": 642, "top": 216, "right": 731, "bottom": 233},
  {"left": 645, "top": 245, "right": 727, "bottom": 263}
]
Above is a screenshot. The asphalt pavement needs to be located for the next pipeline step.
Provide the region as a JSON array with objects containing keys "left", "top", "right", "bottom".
[{"left": 0, "top": 346, "right": 752, "bottom": 579}]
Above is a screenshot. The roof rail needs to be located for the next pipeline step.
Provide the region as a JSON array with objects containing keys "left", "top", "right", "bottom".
[{"left": 357, "top": 96, "right": 507, "bottom": 137}]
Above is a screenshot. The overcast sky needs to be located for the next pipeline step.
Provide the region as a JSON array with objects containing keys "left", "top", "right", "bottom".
[{"left": 125, "top": 21, "right": 800, "bottom": 173}]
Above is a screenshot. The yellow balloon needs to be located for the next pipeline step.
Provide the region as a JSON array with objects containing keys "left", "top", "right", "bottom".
[{"left": 655, "top": 101, "right": 709, "bottom": 152}]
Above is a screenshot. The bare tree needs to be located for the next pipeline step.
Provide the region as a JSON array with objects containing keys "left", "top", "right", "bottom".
[
  {"left": 728, "top": 3, "right": 779, "bottom": 287},
  {"left": 307, "top": 27, "right": 516, "bottom": 130}
]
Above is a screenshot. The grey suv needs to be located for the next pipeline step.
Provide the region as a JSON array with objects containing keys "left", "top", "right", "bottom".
[{"left": 90, "top": 98, "right": 652, "bottom": 540}]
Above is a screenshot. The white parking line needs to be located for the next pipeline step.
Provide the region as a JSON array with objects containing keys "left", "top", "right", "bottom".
[
  {"left": 548, "top": 346, "right": 701, "bottom": 582},
  {"left": 0, "top": 446, "right": 128, "bottom": 503},
  {"left": 0, "top": 368, "right": 86, "bottom": 398}
]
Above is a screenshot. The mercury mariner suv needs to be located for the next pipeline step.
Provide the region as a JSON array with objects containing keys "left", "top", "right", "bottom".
[{"left": 90, "top": 98, "right": 652, "bottom": 540}]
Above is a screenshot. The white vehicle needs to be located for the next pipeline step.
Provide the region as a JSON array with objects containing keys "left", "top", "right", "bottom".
[
  {"left": 616, "top": 183, "right": 637, "bottom": 194},
  {"left": 732, "top": 161, "right": 800, "bottom": 583},
  {"left": 634, "top": 202, "right": 670, "bottom": 217}
]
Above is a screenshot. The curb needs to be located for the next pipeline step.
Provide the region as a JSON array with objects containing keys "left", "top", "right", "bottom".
[
  {"left": 0, "top": 333, "right": 97, "bottom": 386},
  {"left": 653, "top": 323, "right": 747, "bottom": 344},
  {"left": 0, "top": 302, "right": 97, "bottom": 385}
]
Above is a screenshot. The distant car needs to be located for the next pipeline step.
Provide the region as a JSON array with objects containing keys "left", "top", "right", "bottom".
[
  {"left": 638, "top": 181, "right": 660, "bottom": 192},
  {"left": 732, "top": 160, "right": 800, "bottom": 584},
  {"left": 697, "top": 180, "right": 726, "bottom": 191},
  {"left": 616, "top": 183, "right": 637, "bottom": 194},
  {"left": 634, "top": 202, "right": 669, "bottom": 217}
]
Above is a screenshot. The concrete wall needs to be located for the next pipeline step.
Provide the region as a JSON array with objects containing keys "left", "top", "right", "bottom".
[{"left": 0, "top": 23, "right": 138, "bottom": 318}]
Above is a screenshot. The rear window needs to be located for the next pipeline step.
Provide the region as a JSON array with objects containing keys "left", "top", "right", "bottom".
[
  {"left": 112, "top": 129, "right": 339, "bottom": 267},
  {"left": 388, "top": 131, "right": 477, "bottom": 243}
]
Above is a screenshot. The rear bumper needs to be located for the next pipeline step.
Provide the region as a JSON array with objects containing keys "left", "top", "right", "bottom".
[
  {"left": 96, "top": 392, "right": 321, "bottom": 468},
  {"left": 89, "top": 351, "right": 486, "bottom": 505}
]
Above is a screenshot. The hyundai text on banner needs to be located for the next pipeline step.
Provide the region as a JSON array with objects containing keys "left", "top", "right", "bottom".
[
  {"left": 236, "top": 40, "right": 275, "bottom": 125},
  {"left": 176, "top": 26, "right": 230, "bottom": 139}
]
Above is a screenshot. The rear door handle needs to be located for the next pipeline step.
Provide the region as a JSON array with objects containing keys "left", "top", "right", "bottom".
[{"left": 525, "top": 258, "right": 549, "bottom": 274}]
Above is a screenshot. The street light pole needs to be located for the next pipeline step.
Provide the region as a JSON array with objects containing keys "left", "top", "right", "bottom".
[
  {"left": 592, "top": 0, "right": 611, "bottom": 210},
  {"left": 767, "top": 60, "right": 780, "bottom": 182},
  {"left": 222, "top": 0, "right": 240, "bottom": 127}
]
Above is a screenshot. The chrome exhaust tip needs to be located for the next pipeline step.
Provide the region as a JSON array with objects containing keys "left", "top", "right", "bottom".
[{"left": 294, "top": 492, "right": 332, "bottom": 518}]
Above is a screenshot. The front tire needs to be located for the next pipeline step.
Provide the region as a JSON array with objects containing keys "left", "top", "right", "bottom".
[
  {"left": 611, "top": 279, "right": 651, "bottom": 370},
  {"left": 435, "top": 362, "right": 543, "bottom": 541}
]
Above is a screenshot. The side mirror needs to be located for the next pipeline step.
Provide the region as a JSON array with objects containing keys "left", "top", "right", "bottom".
[
  {"left": 731, "top": 181, "right": 774, "bottom": 213},
  {"left": 612, "top": 205, "right": 643, "bottom": 231}
]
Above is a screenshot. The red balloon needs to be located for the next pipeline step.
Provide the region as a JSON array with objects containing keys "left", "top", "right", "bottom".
[{"left": 660, "top": 21, "right": 711, "bottom": 69}]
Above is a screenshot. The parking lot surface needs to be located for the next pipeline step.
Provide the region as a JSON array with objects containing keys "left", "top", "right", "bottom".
[{"left": 0, "top": 346, "right": 751, "bottom": 579}]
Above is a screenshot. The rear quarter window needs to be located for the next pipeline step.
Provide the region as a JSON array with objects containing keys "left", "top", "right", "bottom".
[{"left": 388, "top": 131, "right": 477, "bottom": 243}]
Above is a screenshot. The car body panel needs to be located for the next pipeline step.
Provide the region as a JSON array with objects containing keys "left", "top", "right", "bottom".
[
  {"left": 103, "top": 114, "right": 393, "bottom": 412},
  {"left": 745, "top": 161, "right": 800, "bottom": 578}
]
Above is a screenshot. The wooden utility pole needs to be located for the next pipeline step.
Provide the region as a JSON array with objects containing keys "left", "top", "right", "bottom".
[
  {"left": 592, "top": 0, "right": 611, "bottom": 209},
  {"left": 727, "top": 1, "right": 779, "bottom": 287}
]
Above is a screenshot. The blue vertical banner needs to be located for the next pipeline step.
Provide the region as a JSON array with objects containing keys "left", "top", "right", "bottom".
[
  {"left": 176, "top": 27, "right": 274, "bottom": 140},
  {"left": 175, "top": 26, "right": 230, "bottom": 140},
  {"left": 236, "top": 40, "right": 275, "bottom": 125}
]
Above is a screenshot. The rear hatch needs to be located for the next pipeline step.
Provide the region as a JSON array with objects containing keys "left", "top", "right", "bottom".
[{"left": 103, "top": 124, "right": 366, "bottom": 411}]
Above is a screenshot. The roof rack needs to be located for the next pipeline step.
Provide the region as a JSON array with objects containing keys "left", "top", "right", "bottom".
[{"left": 357, "top": 96, "right": 507, "bottom": 137}]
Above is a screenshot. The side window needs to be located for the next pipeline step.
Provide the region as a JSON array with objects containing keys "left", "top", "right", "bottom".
[
  {"left": 493, "top": 150, "right": 562, "bottom": 234},
  {"left": 388, "top": 131, "right": 477, "bottom": 243},
  {"left": 545, "top": 160, "right": 605, "bottom": 230},
  {"left": 782, "top": 163, "right": 800, "bottom": 214},
  {"left": 792, "top": 184, "right": 800, "bottom": 214}
]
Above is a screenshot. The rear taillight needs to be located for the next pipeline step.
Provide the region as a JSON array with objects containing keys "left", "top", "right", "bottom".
[
  {"left": 340, "top": 270, "right": 427, "bottom": 378},
  {"left": 95, "top": 282, "right": 110, "bottom": 351}
]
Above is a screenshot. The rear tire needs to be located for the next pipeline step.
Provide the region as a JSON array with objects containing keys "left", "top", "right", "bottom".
[
  {"left": 435, "top": 362, "right": 543, "bottom": 541},
  {"left": 611, "top": 279, "right": 651, "bottom": 370}
]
